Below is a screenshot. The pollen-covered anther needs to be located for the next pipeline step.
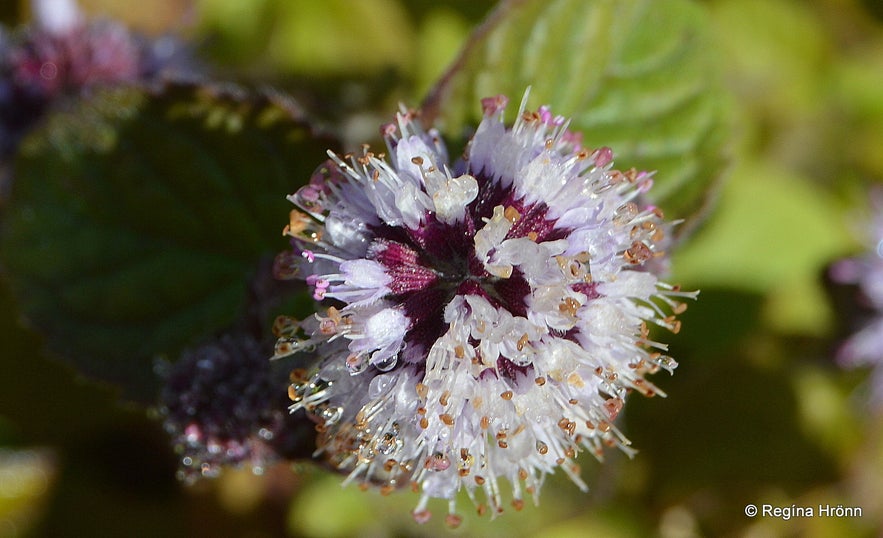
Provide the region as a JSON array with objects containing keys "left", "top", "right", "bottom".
[
  {"left": 274, "top": 339, "right": 294, "bottom": 357},
  {"left": 289, "top": 368, "right": 308, "bottom": 384},
  {"left": 624, "top": 241, "right": 653, "bottom": 264},
  {"left": 412, "top": 510, "right": 432, "bottom": 524},
  {"left": 671, "top": 301, "right": 689, "bottom": 315},
  {"left": 320, "top": 319, "right": 339, "bottom": 336},
  {"left": 558, "top": 417, "right": 572, "bottom": 431},
  {"left": 445, "top": 514, "right": 463, "bottom": 529},
  {"left": 516, "top": 333, "right": 530, "bottom": 351},
  {"left": 504, "top": 206, "right": 521, "bottom": 224},
  {"left": 559, "top": 297, "right": 581, "bottom": 317},
  {"left": 604, "top": 398, "right": 624, "bottom": 420},
  {"left": 481, "top": 94, "right": 509, "bottom": 114},
  {"left": 273, "top": 316, "right": 297, "bottom": 338}
]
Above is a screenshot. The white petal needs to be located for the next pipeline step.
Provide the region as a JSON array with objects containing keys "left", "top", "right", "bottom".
[{"left": 427, "top": 173, "right": 478, "bottom": 224}]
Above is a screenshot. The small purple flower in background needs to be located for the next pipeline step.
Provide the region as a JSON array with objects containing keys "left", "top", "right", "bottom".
[
  {"left": 274, "top": 91, "right": 695, "bottom": 525},
  {"left": 0, "top": 0, "right": 191, "bottom": 174},
  {"left": 830, "top": 192, "right": 883, "bottom": 408}
]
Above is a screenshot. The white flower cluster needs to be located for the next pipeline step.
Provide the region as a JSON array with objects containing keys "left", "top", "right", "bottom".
[{"left": 274, "top": 91, "right": 695, "bottom": 525}]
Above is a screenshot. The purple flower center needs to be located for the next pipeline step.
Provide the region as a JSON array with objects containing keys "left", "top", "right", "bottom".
[{"left": 363, "top": 171, "right": 568, "bottom": 365}]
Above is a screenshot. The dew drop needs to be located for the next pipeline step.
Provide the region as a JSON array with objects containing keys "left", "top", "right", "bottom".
[
  {"left": 346, "top": 353, "right": 367, "bottom": 374},
  {"left": 368, "top": 373, "right": 394, "bottom": 399},
  {"left": 374, "top": 432, "right": 404, "bottom": 456},
  {"left": 372, "top": 354, "right": 398, "bottom": 372},
  {"left": 425, "top": 452, "right": 451, "bottom": 472},
  {"left": 319, "top": 405, "right": 343, "bottom": 425}
]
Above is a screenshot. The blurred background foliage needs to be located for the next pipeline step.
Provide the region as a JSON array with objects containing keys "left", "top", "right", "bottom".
[{"left": 2, "top": 0, "right": 883, "bottom": 536}]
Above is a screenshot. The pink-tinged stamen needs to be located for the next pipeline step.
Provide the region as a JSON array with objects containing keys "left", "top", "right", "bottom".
[
  {"left": 593, "top": 147, "right": 613, "bottom": 168},
  {"left": 481, "top": 94, "right": 509, "bottom": 115}
]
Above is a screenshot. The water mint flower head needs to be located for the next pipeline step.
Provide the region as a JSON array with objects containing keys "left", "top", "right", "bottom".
[
  {"left": 830, "top": 192, "right": 883, "bottom": 407},
  {"left": 274, "top": 91, "right": 696, "bottom": 524}
]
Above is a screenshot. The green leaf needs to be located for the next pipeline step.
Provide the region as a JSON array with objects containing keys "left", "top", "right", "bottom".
[
  {"left": 1, "top": 82, "right": 337, "bottom": 402},
  {"left": 671, "top": 158, "right": 853, "bottom": 335},
  {"left": 422, "top": 0, "right": 732, "bottom": 234}
]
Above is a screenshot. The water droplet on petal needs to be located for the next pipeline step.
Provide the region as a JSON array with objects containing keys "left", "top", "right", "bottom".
[
  {"left": 372, "top": 354, "right": 398, "bottom": 372},
  {"left": 368, "top": 373, "right": 394, "bottom": 399},
  {"left": 319, "top": 405, "right": 343, "bottom": 425},
  {"left": 374, "top": 431, "right": 404, "bottom": 456},
  {"left": 346, "top": 353, "right": 367, "bottom": 374},
  {"left": 425, "top": 452, "right": 451, "bottom": 472}
]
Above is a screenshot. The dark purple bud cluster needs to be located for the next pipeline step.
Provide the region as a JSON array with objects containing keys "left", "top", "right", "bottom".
[{"left": 158, "top": 333, "right": 313, "bottom": 483}]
